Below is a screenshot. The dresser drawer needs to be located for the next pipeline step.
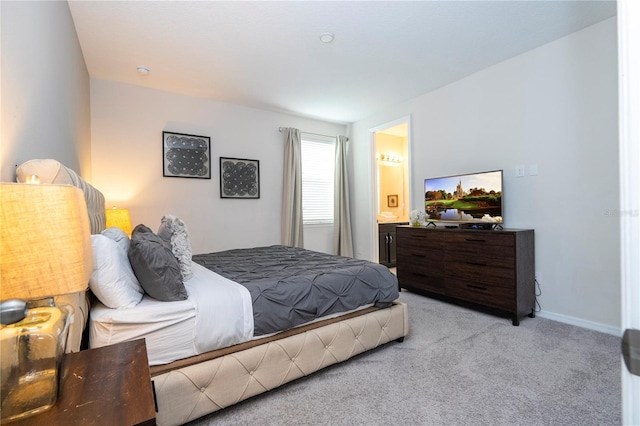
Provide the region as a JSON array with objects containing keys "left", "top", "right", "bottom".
[
  {"left": 445, "top": 233, "right": 515, "bottom": 259},
  {"left": 397, "top": 228, "right": 445, "bottom": 249},
  {"left": 444, "top": 252, "right": 515, "bottom": 287},
  {"left": 397, "top": 246, "right": 442, "bottom": 266},
  {"left": 398, "top": 269, "right": 445, "bottom": 294},
  {"left": 397, "top": 246, "right": 444, "bottom": 293},
  {"left": 445, "top": 232, "right": 514, "bottom": 247},
  {"left": 446, "top": 277, "right": 514, "bottom": 310}
]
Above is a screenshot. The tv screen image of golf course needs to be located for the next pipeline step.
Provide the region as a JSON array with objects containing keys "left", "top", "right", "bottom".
[{"left": 424, "top": 171, "right": 502, "bottom": 222}]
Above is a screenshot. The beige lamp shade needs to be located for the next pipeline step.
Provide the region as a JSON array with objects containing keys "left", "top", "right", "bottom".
[
  {"left": 0, "top": 183, "right": 93, "bottom": 301},
  {"left": 105, "top": 207, "right": 132, "bottom": 236}
]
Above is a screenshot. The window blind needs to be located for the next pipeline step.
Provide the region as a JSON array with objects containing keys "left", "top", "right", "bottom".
[{"left": 301, "top": 138, "right": 335, "bottom": 224}]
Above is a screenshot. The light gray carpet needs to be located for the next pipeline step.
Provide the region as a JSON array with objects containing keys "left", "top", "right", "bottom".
[{"left": 187, "top": 290, "right": 621, "bottom": 426}]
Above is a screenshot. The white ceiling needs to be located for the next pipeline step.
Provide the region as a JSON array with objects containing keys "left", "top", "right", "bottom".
[{"left": 67, "top": 1, "right": 616, "bottom": 124}]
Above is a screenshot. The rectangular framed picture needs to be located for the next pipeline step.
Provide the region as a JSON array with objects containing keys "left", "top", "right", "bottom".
[
  {"left": 220, "top": 157, "right": 260, "bottom": 199},
  {"left": 163, "top": 131, "right": 211, "bottom": 179},
  {"left": 387, "top": 194, "right": 398, "bottom": 207}
]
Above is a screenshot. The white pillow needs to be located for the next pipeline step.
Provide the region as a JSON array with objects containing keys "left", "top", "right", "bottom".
[
  {"left": 101, "top": 227, "right": 130, "bottom": 253},
  {"left": 89, "top": 234, "right": 144, "bottom": 309},
  {"left": 157, "top": 215, "right": 193, "bottom": 280}
]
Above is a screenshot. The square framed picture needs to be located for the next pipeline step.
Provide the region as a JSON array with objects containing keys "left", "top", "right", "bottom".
[
  {"left": 220, "top": 157, "right": 260, "bottom": 199},
  {"left": 163, "top": 131, "right": 211, "bottom": 179},
  {"left": 387, "top": 194, "right": 398, "bottom": 207}
]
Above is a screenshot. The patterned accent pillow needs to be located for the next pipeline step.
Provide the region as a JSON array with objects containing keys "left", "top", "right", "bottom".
[{"left": 157, "top": 215, "right": 193, "bottom": 280}]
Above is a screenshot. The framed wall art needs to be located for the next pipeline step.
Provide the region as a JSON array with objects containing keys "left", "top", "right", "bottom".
[
  {"left": 220, "top": 157, "right": 260, "bottom": 199},
  {"left": 163, "top": 131, "right": 211, "bottom": 179},
  {"left": 387, "top": 194, "right": 398, "bottom": 207}
]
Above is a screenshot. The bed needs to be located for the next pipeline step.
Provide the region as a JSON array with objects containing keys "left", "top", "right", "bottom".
[{"left": 16, "top": 159, "right": 409, "bottom": 426}]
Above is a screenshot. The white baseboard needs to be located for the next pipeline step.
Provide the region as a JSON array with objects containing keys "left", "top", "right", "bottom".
[{"left": 537, "top": 310, "right": 622, "bottom": 337}]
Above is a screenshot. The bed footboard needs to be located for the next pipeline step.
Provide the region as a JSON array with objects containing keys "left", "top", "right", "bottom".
[{"left": 152, "top": 301, "right": 408, "bottom": 426}]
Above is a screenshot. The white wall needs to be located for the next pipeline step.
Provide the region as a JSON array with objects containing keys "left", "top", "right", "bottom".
[
  {"left": 350, "top": 18, "right": 620, "bottom": 332},
  {"left": 90, "top": 80, "right": 346, "bottom": 254},
  {"left": 0, "top": 1, "right": 91, "bottom": 182}
]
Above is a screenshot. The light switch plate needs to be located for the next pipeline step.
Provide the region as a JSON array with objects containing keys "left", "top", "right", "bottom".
[{"left": 515, "top": 164, "right": 525, "bottom": 177}]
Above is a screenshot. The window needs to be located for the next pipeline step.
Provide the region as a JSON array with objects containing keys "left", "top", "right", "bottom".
[{"left": 301, "top": 137, "right": 335, "bottom": 224}]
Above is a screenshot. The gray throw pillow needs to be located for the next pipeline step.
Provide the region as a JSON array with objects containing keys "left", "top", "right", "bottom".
[{"left": 128, "top": 224, "right": 187, "bottom": 302}]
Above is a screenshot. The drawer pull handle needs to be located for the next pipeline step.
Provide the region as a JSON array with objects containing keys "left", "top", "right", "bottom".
[
  {"left": 465, "top": 238, "right": 486, "bottom": 243},
  {"left": 411, "top": 254, "right": 426, "bottom": 258},
  {"left": 411, "top": 272, "right": 427, "bottom": 278},
  {"left": 467, "top": 284, "right": 487, "bottom": 291},
  {"left": 466, "top": 261, "right": 487, "bottom": 267}
]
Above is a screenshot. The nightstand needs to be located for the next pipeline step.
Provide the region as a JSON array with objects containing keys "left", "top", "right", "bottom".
[{"left": 10, "top": 339, "right": 156, "bottom": 426}]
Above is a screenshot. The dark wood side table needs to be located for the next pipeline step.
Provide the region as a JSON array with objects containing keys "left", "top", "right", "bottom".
[{"left": 10, "top": 339, "right": 156, "bottom": 426}]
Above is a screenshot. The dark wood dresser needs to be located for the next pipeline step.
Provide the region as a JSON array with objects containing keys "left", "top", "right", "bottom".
[{"left": 396, "top": 226, "right": 535, "bottom": 325}]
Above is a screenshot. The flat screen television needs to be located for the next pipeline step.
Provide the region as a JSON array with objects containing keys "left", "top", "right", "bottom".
[{"left": 424, "top": 170, "right": 503, "bottom": 225}]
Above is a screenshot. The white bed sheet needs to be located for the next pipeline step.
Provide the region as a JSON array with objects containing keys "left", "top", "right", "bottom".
[{"left": 90, "top": 262, "right": 254, "bottom": 365}]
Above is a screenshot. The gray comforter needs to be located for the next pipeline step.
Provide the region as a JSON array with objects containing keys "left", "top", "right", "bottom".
[{"left": 192, "top": 245, "right": 399, "bottom": 336}]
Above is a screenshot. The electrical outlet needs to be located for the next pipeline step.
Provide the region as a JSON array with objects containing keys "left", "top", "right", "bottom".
[{"left": 515, "top": 164, "right": 525, "bottom": 177}]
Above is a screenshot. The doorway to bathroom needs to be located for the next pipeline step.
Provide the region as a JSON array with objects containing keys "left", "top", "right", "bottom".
[{"left": 370, "top": 116, "right": 411, "bottom": 264}]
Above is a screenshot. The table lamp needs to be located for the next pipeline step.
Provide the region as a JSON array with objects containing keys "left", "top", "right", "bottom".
[
  {"left": 105, "top": 207, "right": 132, "bottom": 236},
  {"left": 0, "top": 183, "right": 93, "bottom": 422}
]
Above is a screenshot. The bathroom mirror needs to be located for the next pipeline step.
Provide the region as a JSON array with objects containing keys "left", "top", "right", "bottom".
[
  {"left": 378, "top": 163, "right": 406, "bottom": 221},
  {"left": 375, "top": 123, "right": 409, "bottom": 223}
]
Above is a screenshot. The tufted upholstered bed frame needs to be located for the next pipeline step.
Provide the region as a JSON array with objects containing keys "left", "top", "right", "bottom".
[
  {"left": 16, "top": 159, "right": 409, "bottom": 426},
  {"left": 151, "top": 303, "right": 408, "bottom": 425}
]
